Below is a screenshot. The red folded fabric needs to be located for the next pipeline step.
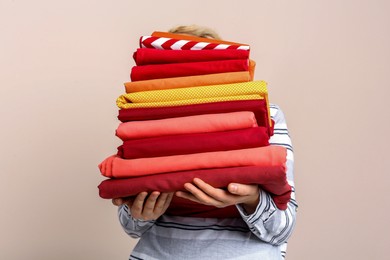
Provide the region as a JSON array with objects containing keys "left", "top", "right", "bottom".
[
  {"left": 117, "top": 127, "right": 269, "bottom": 159},
  {"left": 133, "top": 48, "right": 250, "bottom": 65},
  {"left": 130, "top": 59, "right": 248, "bottom": 81},
  {"left": 117, "top": 99, "right": 273, "bottom": 136},
  {"left": 98, "top": 165, "right": 292, "bottom": 213}
]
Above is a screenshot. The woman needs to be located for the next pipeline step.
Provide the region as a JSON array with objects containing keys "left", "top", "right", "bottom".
[{"left": 112, "top": 25, "right": 297, "bottom": 260}]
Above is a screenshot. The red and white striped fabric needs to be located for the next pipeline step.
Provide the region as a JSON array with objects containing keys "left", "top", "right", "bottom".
[{"left": 140, "top": 36, "right": 250, "bottom": 51}]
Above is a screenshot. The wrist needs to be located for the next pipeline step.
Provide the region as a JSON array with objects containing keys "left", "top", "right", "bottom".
[{"left": 241, "top": 193, "right": 260, "bottom": 214}]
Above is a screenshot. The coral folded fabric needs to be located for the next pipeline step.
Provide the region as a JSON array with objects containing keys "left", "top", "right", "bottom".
[
  {"left": 130, "top": 59, "right": 248, "bottom": 81},
  {"left": 124, "top": 71, "right": 251, "bottom": 93},
  {"left": 99, "top": 146, "right": 286, "bottom": 178},
  {"left": 98, "top": 164, "right": 291, "bottom": 210},
  {"left": 133, "top": 48, "right": 250, "bottom": 65},
  {"left": 116, "top": 111, "right": 257, "bottom": 141},
  {"left": 117, "top": 127, "right": 269, "bottom": 159}
]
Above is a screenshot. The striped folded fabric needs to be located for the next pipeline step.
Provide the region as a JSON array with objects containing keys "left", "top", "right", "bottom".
[
  {"left": 140, "top": 35, "right": 249, "bottom": 51},
  {"left": 133, "top": 48, "right": 250, "bottom": 65}
]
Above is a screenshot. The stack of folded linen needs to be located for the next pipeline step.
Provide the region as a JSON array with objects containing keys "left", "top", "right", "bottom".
[{"left": 98, "top": 31, "right": 291, "bottom": 218}]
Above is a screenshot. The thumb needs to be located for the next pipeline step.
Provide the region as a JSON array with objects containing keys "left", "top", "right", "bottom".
[{"left": 228, "top": 183, "right": 254, "bottom": 196}]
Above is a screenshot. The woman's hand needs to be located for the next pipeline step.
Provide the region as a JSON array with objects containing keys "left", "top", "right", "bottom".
[
  {"left": 175, "top": 178, "right": 260, "bottom": 214},
  {"left": 112, "top": 191, "right": 174, "bottom": 221}
]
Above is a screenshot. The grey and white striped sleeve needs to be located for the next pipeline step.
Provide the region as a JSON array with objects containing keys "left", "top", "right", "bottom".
[
  {"left": 236, "top": 104, "right": 298, "bottom": 246},
  {"left": 117, "top": 204, "right": 155, "bottom": 239}
]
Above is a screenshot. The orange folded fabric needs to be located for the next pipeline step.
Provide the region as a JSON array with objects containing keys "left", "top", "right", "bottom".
[
  {"left": 99, "top": 146, "right": 287, "bottom": 178},
  {"left": 124, "top": 71, "right": 251, "bottom": 93},
  {"left": 115, "top": 111, "right": 257, "bottom": 141}
]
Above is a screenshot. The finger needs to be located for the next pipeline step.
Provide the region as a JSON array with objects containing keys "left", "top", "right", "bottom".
[
  {"left": 154, "top": 192, "right": 169, "bottom": 213},
  {"left": 112, "top": 198, "right": 123, "bottom": 206},
  {"left": 131, "top": 192, "right": 148, "bottom": 218},
  {"left": 183, "top": 182, "right": 222, "bottom": 206},
  {"left": 227, "top": 183, "right": 259, "bottom": 196},
  {"left": 142, "top": 191, "right": 160, "bottom": 218},
  {"left": 192, "top": 178, "right": 229, "bottom": 202},
  {"left": 163, "top": 192, "right": 174, "bottom": 209},
  {"left": 175, "top": 190, "right": 202, "bottom": 204}
]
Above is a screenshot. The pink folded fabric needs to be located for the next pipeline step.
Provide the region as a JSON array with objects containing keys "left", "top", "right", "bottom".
[
  {"left": 130, "top": 59, "right": 248, "bottom": 81},
  {"left": 99, "top": 146, "right": 287, "bottom": 178},
  {"left": 140, "top": 35, "right": 250, "bottom": 51},
  {"left": 115, "top": 111, "right": 257, "bottom": 141},
  {"left": 117, "top": 127, "right": 269, "bottom": 159},
  {"left": 98, "top": 164, "right": 291, "bottom": 212},
  {"left": 133, "top": 48, "right": 250, "bottom": 65}
]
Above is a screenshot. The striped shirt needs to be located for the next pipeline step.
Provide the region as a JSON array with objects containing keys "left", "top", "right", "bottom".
[{"left": 118, "top": 104, "right": 297, "bottom": 260}]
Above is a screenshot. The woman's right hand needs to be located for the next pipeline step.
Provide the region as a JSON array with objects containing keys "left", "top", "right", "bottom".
[{"left": 112, "top": 191, "right": 174, "bottom": 221}]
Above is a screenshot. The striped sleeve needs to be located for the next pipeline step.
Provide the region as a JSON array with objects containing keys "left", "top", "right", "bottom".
[
  {"left": 118, "top": 204, "right": 155, "bottom": 239},
  {"left": 236, "top": 104, "right": 298, "bottom": 246}
]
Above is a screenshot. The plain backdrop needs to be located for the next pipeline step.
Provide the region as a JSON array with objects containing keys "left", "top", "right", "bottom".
[{"left": 1, "top": 0, "right": 389, "bottom": 259}]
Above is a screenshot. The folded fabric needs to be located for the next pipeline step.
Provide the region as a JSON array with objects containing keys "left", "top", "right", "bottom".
[
  {"left": 116, "top": 111, "right": 257, "bottom": 141},
  {"left": 118, "top": 99, "right": 266, "bottom": 122},
  {"left": 117, "top": 127, "right": 269, "bottom": 159},
  {"left": 124, "top": 71, "right": 251, "bottom": 93},
  {"left": 133, "top": 48, "right": 250, "bottom": 65},
  {"left": 117, "top": 81, "right": 271, "bottom": 126},
  {"left": 130, "top": 59, "right": 248, "bottom": 81},
  {"left": 117, "top": 99, "right": 273, "bottom": 136},
  {"left": 118, "top": 80, "right": 267, "bottom": 104},
  {"left": 140, "top": 35, "right": 249, "bottom": 51},
  {"left": 99, "top": 145, "right": 286, "bottom": 178},
  {"left": 98, "top": 164, "right": 291, "bottom": 211},
  {"left": 151, "top": 31, "right": 249, "bottom": 47}
]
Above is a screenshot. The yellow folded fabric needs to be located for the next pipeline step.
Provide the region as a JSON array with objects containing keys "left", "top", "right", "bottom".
[
  {"left": 116, "top": 81, "right": 271, "bottom": 124},
  {"left": 117, "top": 94, "right": 262, "bottom": 108},
  {"left": 124, "top": 71, "right": 251, "bottom": 93}
]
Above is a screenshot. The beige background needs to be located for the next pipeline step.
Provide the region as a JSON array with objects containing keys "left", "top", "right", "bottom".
[{"left": 1, "top": 0, "right": 389, "bottom": 259}]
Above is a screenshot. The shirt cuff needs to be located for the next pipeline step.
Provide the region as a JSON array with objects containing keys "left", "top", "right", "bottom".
[{"left": 236, "top": 189, "right": 277, "bottom": 225}]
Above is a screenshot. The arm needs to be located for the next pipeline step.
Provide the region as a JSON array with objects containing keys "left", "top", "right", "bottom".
[
  {"left": 235, "top": 104, "right": 297, "bottom": 245},
  {"left": 175, "top": 105, "right": 297, "bottom": 246},
  {"left": 114, "top": 192, "right": 174, "bottom": 238}
]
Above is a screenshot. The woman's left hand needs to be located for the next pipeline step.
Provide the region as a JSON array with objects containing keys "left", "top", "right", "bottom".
[{"left": 175, "top": 178, "right": 260, "bottom": 214}]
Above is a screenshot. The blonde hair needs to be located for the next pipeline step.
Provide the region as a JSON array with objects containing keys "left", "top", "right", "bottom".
[{"left": 168, "top": 25, "right": 221, "bottom": 40}]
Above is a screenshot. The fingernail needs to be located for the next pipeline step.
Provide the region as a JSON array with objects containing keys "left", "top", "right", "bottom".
[{"left": 230, "top": 184, "right": 238, "bottom": 192}]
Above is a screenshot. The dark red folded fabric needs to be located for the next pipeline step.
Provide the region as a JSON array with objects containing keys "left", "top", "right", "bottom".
[
  {"left": 117, "top": 127, "right": 269, "bottom": 159},
  {"left": 133, "top": 48, "right": 250, "bottom": 66},
  {"left": 117, "top": 99, "right": 273, "bottom": 136},
  {"left": 98, "top": 165, "right": 291, "bottom": 216},
  {"left": 130, "top": 59, "right": 248, "bottom": 81}
]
